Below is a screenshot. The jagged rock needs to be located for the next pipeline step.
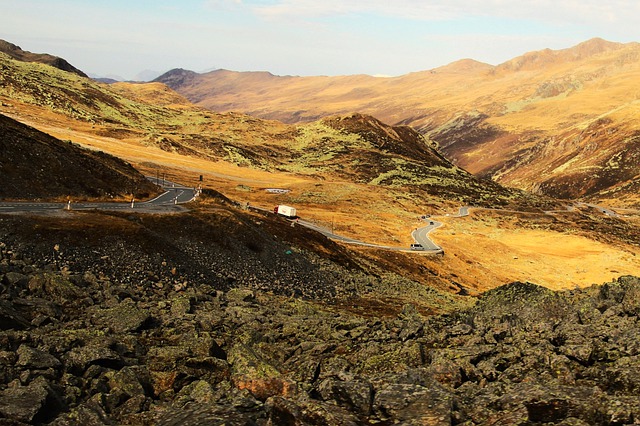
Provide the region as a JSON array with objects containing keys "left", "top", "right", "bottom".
[
  {"left": 27, "top": 273, "right": 84, "bottom": 304},
  {"left": 265, "top": 396, "right": 361, "bottom": 426},
  {"left": 226, "top": 288, "right": 256, "bottom": 305},
  {"left": 65, "top": 344, "right": 124, "bottom": 374},
  {"left": 228, "top": 335, "right": 297, "bottom": 401},
  {"left": 156, "top": 400, "right": 263, "bottom": 426},
  {"left": 317, "top": 376, "right": 374, "bottom": 416},
  {"left": 174, "top": 379, "right": 216, "bottom": 405},
  {"left": 356, "top": 341, "right": 424, "bottom": 375},
  {"left": 48, "top": 400, "right": 112, "bottom": 426},
  {"left": 16, "top": 344, "right": 61, "bottom": 369},
  {"left": 107, "top": 365, "right": 151, "bottom": 399},
  {"left": 2, "top": 271, "right": 28, "bottom": 287},
  {"left": 88, "top": 299, "right": 150, "bottom": 333},
  {"left": 0, "top": 377, "right": 59, "bottom": 423},
  {"left": 374, "top": 381, "right": 452, "bottom": 424},
  {"left": 170, "top": 296, "right": 192, "bottom": 317},
  {"left": 0, "top": 299, "right": 30, "bottom": 330},
  {"left": 398, "top": 303, "right": 424, "bottom": 341}
]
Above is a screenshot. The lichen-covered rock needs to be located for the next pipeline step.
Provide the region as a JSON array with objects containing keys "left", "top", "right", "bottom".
[
  {"left": 64, "top": 343, "right": 124, "bottom": 374},
  {"left": 16, "top": 344, "right": 61, "bottom": 370},
  {"left": 317, "top": 376, "right": 373, "bottom": 416},
  {"left": 27, "top": 273, "right": 84, "bottom": 305},
  {"left": 0, "top": 377, "right": 58, "bottom": 423},
  {"left": 88, "top": 299, "right": 150, "bottom": 333}
]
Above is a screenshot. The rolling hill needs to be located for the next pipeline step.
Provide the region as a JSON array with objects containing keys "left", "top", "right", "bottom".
[
  {"left": 1, "top": 41, "right": 638, "bottom": 293},
  {"left": 0, "top": 50, "right": 530, "bottom": 210},
  {"left": 155, "top": 38, "right": 640, "bottom": 207},
  {"left": 0, "top": 39, "right": 87, "bottom": 77}
]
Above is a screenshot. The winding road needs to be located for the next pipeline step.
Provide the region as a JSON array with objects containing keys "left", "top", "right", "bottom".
[
  {"left": 0, "top": 178, "right": 199, "bottom": 214},
  {"left": 2, "top": 178, "right": 637, "bottom": 256}
]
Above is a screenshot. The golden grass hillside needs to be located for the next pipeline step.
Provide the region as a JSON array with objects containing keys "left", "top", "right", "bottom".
[
  {"left": 156, "top": 38, "right": 640, "bottom": 207},
  {"left": 1, "top": 48, "right": 639, "bottom": 293}
]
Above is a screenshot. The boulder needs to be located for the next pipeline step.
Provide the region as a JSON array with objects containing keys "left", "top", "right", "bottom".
[
  {"left": 0, "top": 377, "right": 59, "bottom": 423},
  {"left": 16, "top": 344, "right": 62, "bottom": 370},
  {"left": 89, "top": 299, "right": 150, "bottom": 333},
  {"left": 27, "top": 273, "right": 84, "bottom": 304},
  {"left": 373, "top": 381, "right": 452, "bottom": 424},
  {"left": 317, "top": 376, "right": 373, "bottom": 416},
  {"left": 265, "top": 396, "right": 361, "bottom": 426},
  {"left": 0, "top": 299, "right": 30, "bottom": 330},
  {"left": 65, "top": 344, "right": 124, "bottom": 374}
]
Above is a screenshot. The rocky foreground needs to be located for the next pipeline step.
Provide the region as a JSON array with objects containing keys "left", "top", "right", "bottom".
[{"left": 1, "top": 236, "right": 640, "bottom": 425}]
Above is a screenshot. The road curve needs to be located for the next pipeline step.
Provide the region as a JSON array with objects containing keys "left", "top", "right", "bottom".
[{"left": 0, "top": 178, "right": 199, "bottom": 214}]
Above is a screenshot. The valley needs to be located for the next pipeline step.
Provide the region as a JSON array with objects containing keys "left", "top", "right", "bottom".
[
  {"left": 1, "top": 38, "right": 640, "bottom": 424},
  {"left": 155, "top": 38, "right": 640, "bottom": 207}
]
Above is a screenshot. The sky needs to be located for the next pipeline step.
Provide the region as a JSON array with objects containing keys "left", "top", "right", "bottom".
[{"left": 3, "top": 0, "right": 640, "bottom": 80}]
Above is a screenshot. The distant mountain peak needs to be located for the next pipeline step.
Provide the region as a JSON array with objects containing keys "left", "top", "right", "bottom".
[
  {"left": 0, "top": 39, "right": 87, "bottom": 77},
  {"left": 435, "top": 58, "right": 495, "bottom": 73},
  {"left": 568, "top": 37, "right": 624, "bottom": 58},
  {"left": 153, "top": 68, "right": 199, "bottom": 89},
  {"left": 497, "top": 38, "right": 627, "bottom": 72}
]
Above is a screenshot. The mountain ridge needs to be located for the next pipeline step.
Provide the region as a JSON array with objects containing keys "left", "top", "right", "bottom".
[
  {"left": 0, "top": 39, "right": 87, "bottom": 77},
  {"left": 154, "top": 38, "right": 640, "bottom": 206}
]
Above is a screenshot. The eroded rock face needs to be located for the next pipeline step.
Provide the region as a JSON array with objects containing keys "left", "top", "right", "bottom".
[{"left": 1, "top": 239, "right": 640, "bottom": 424}]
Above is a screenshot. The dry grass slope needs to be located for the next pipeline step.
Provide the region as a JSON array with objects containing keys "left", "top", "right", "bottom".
[{"left": 156, "top": 38, "right": 640, "bottom": 207}]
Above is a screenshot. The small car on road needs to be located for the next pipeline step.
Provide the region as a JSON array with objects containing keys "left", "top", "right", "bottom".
[{"left": 410, "top": 243, "right": 425, "bottom": 251}]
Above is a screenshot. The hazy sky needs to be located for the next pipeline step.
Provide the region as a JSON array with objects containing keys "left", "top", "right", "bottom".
[{"left": 3, "top": 0, "right": 640, "bottom": 80}]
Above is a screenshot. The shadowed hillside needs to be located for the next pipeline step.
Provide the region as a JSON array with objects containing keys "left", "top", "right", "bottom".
[
  {"left": 0, "top": 113, "right": 157, "bottom": 200},
  {"left": 0, "top": 39, "right": 87, "bottom": 77}
]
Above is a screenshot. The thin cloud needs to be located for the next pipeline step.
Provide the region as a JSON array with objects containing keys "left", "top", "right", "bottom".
[{"left": 250, "top": 0, "right": 640, "bottom": 30}]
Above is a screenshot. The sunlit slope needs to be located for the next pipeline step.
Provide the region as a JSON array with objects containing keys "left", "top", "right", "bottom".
[
  {"left": 0, "top": 51, "right": 525, "bottom": 210},
  {"left": 157, "top": 39, "right": 640, "bottom": 206},
  {"left": 1, "top": 47, "right": 638, "bottom": 293}
]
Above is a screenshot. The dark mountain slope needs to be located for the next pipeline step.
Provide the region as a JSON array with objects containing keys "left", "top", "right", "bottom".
[
  {"left": 0, "top": 113, "right": 157, "bottom": 200},
  {"left": 0, "top": 39, "right": 87, "bottom": 77}
]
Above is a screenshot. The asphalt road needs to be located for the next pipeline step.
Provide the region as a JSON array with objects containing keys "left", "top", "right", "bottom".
[
  {"left": 0, "top": 179, "right": 199, "bottom": 214},
  {"left": 4, "top": 182, "right": 635, "bottom": 256},
  {"left": 411, "top": 219, "right": 443, "bottom": 252}
]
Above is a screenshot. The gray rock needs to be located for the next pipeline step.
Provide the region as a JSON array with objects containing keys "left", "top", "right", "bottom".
[
  {"left": 48, "top": 400, "right": 113, "bottom": 426},
  {"left": 65, "top": 344, "right": 123, "bottom": 374},
  {"left": 89, "top": 299, "right": 150, "bottom": 333},
  {"left": 3, "top": 271, "right": 28, "bottom": 286},
  {"left": 374, "top": 381, "right": 452, "bottom": 424},
  {"left": 0, "top": 377, "right": 52, "bottom": 423},
  {"left": 265, "top": 396, "right": 361, "bottom": 426},
  {"left": 27, "top": 273, "right": 84, "bottom": 304},
  {"left": 17, "top": 344, "right": 62, "bottom": 369},
  {"left": 156, "top": 401, "right": 262, "bottom": 426},
  {"left": 317, "top": 376, "right": 373, "bottom": 416},
  {"left": 107, "top": 366, "right": 151, "bottom": 398}
]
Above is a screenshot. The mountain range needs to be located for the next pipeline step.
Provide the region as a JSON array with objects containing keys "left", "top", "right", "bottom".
[
  {"left": 1, "top": 37, "right": 640, "bottom": 425},
  {"left": 155, "top": 38, "right": 640, "bottom": 207},
  {"left": 0, "top": 37, "right": 638, "bottom": 292}
]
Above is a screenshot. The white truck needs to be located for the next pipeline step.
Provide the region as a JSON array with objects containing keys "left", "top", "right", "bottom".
[{"left": 273, "top": 205, "right": 297, "bottom": 218}]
